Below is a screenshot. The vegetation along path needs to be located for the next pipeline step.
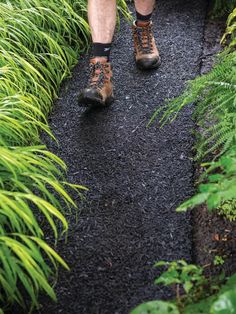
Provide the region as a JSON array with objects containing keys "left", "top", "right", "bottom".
[{"left": 42, "top": 0, "right": 207, "bottom": 313}]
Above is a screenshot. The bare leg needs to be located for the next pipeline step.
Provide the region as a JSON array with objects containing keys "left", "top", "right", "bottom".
[
  {"left": 134, "top": 0, "right": 155, "bottom": 16},
  {"left": 88, "top": 0, "right": 116, "bottom": 43}
]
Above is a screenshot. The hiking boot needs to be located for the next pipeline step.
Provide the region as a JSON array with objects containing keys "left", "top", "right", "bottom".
[
  {"left": 132, "top": 21, "right": 161, "bottom": 70},
  {"left": 78, "top": 57, "right": 114, "bottom": 107}
]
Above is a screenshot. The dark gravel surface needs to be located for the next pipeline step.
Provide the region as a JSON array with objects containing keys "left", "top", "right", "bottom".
[{"left": 39, "top": 1, "right": 207, "bottom": 313}]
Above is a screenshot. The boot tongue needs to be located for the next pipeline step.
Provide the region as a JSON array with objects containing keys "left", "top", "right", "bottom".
[{"left": 136, "top": 20, "right": 151, "bottom": 27}]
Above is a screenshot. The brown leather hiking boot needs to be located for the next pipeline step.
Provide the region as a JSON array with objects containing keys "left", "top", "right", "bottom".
[
  {"left": 132, "top": 21, "right": 161, "bottom": 70},
  {"left": 78, "top": 57, "right": 114, "bottom": 107}
]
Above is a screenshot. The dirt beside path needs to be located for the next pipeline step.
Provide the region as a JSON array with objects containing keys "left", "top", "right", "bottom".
[{"left": 40, "top": 1, "right": 207, "bottom": 313}]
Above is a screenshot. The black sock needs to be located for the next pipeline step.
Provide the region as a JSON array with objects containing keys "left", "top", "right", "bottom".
[
  {"left": 92, "top": 43, "right": 112, "bottom": 61},
  {"left": 136, "top": 11, "right": 152, "bottom": 23}
]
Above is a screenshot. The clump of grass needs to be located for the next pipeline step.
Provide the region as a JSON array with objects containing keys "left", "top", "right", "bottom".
[
  {"left": 0, "top": 0, "right": 90, "bottom": 146},
  {"left": 0, "top": 145, "right": 88, "bottom": 312},
  {"left": 0, "top": 0, "right": 91, "bottom": 312}
]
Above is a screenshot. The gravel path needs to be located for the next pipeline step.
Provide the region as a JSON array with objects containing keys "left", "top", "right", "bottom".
[{"left": 41, "top": 1, "right": 207, "bottom": 313}]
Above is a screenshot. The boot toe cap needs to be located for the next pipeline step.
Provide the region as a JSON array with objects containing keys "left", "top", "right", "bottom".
[
  {"left": 80, "top": 88, "right": 103, "bottom": 100},
  {"left": 136, "top": 57, "right": 161, "bottom": 70},
  {"left": 78, "top": 88, "right": 104, "bottom": 106}
]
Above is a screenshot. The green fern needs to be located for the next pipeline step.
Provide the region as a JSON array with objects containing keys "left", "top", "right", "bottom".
[
  {"left": 177, "top": 145, "right": 236, "bottom": 211},
  {"left": 150, "top": 51, "right": 236, "bottom": 160}
]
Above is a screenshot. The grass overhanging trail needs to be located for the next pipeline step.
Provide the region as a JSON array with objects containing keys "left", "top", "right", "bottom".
[{"left": 0, "top": 0, "right": 91, "bottom": 311}]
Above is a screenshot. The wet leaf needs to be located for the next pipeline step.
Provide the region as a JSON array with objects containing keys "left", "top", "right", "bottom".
[
  {"left": 130, "top": 300, "right": 180, "bottom": 314},
  {"left": 211, "top": 290, "right": 236, "bottom": 313}
]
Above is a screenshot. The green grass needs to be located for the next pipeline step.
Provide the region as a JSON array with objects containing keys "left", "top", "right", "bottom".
[
  {"left": 0, "top": 0, "right": 90, "bottom": 146},
  {"left": 0, "top": 0, "right": 91, "bottom": 310}
]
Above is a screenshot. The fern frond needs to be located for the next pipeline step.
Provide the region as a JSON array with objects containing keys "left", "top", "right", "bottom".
[
  {"left": 177, "top": 146, "right": 236, "bottom": 212},
  {"left": 153, "top": 51, "right": 236, "bottom": 160}
]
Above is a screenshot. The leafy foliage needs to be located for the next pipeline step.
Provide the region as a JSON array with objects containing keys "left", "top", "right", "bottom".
[
  {"left": 211, "top": 290, "right": 236, "bottom": 313},
  {"left": 176, "top": 145, "right": 236, "bottom": 211},
  {"left": 130, "top": 260, "right": 213, "bottom": 314},
  {"left": 185, "top": 273, "right": 236, "bottom": 314},
  {"left": 0, "top": 0, "right": 89, "bottom": 146},
  {"left": 131, "top": 301, "right": 179, "bottom": 314},
  {"left": 154, "top": 260, "right": 210, "bottom": 303},
  {"left": 130, "top": 261, "right": 236, "bottom": 314},
  {"left": 213, "top": 255, "right": 225, "bottom": 266}
]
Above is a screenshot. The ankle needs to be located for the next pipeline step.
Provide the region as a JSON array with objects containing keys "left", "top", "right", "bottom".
[
  {"left": 135, "top": 11, "right": 152, "bottom": 26},
  {"left": 135, "top": 20, "right": 151, "bottom": 27},
  {"left": 91, "top": 43, "right": 111, "bottom": 61}
]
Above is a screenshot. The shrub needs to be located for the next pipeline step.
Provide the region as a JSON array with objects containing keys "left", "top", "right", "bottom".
[{"left": 131, "top": 261, "right": 236, "bottom": 314}]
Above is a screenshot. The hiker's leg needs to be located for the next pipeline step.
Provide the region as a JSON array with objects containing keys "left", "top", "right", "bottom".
[
  {"left": 88, "top": 0, "right": 116, "bottom": 59},
  {"left": 78, "top": 0, "right": 116, "bottom": 107},
  {"left": 134, "top": 0, "right": 155, "bottom": 18}
]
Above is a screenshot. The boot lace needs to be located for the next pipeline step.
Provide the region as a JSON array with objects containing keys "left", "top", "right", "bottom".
[
  {"left": 134, "top": 24, "right": 154, "bottom": 54},
  {"left": 89, "top": 62, "right": 109, "bottom": 90}
]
